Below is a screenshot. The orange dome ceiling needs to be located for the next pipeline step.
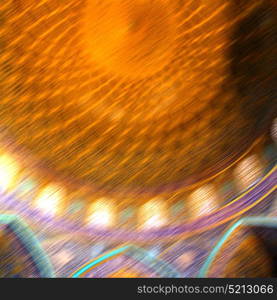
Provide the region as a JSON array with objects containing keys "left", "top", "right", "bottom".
[{"left": 0, "top": 0, "right": 275, "bottom": 194}]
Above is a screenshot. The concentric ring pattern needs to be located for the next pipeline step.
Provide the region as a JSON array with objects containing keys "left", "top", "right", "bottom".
[{"left": 0, "top": 0, "right": 275, "bottom": 193}]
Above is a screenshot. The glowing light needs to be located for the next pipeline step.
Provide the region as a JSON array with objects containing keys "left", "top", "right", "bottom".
[
  {"left": 189, "top": 184, "right": 218, "bottom": 218},
  {"left": 0, "top": 154, "right": 20, "bottom": 192},
  {"left": 234, "top": 155, "right": 263, "bottom": 191},
  {"left": 35, "top": 185, "right": 65, "bottom": 216},
  {"left": 140, "top": 199, "right": 168, "bottom": 229},
  {"left": 87, "top": 198, "right": 114, "bottom": 228}
]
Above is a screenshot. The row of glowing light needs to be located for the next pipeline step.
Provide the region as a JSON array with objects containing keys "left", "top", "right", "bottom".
[
  {"left": 0, "top": 153, "right": 168, "bottom": 229},
  {"left": 0, "top": 151, "right": 263, "bottom": 229}
]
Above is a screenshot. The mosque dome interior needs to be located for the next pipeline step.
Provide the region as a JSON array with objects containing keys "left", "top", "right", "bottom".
[{"left": 0, "top": 0, "right": 276, "bottom": 279}]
